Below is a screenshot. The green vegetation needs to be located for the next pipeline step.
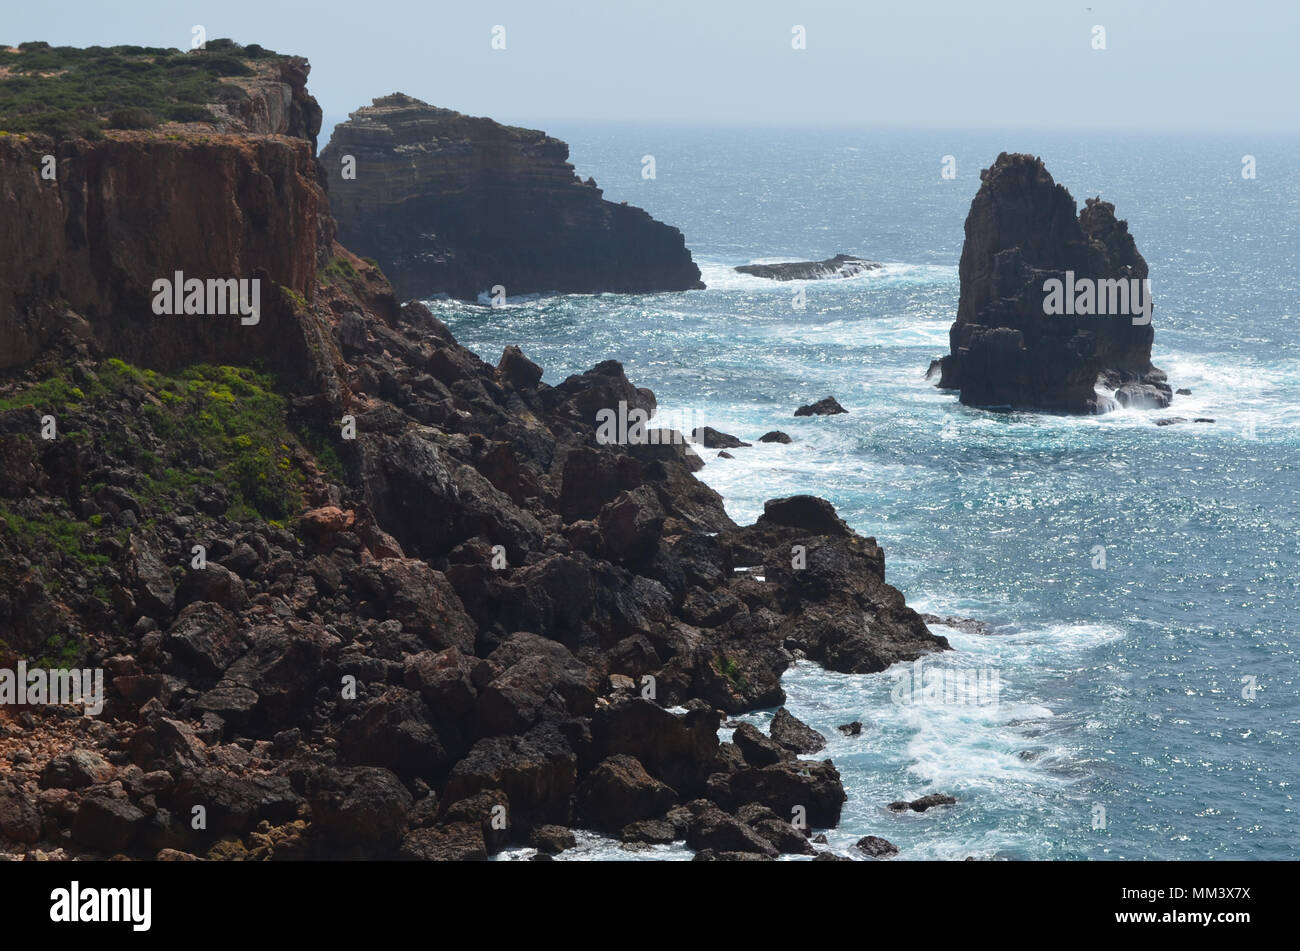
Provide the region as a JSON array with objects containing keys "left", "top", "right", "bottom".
[
  {"left": 0, "top": 506, "right": 112, "bottom": 569},
  {"left": 0, "top": 39, "right": 279, "bottom": 139},
  {"left": 0, "top": 358, "right": 303, "bottom": 520},
  {"left": 716, "top": 653, "right": 752, "bottom": 693},
  {"left": 31, "top": 631, "right": 83, "bottom": 669},
  {"left": 319, "top": 255, "right": 365, "bottom": 293}
]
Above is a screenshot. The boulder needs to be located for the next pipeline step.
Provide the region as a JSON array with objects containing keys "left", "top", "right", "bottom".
[
  {"left": 769, "top": 707, "right": 826, "bottom": 754},
  {"left": 305, "top": 766, "right": 412, "bottom": 853},
  {"left": 40, "top": 751, "right": 114, "bottom": 790},
  {"left": 576, "top": 755, "right": 678, "bottom": 832},
  {"left": 855, "top": 835, "right": 899, "bottom": 858},
  {"left": 731, "top": 723, "right": 789, "bottom": 767},
  {"left": 724, "top": 760, "right": 846, "bottom": 827},
  {"left": 691, "top": 427, "right": 750, "bottom": 449},
  {"left": 72, "top": 796, "right": 146, "bottom": 853},
  {"left": 0, "top": 784, "right": 41, "bottom": 843},
  {"left": 399, "top": 822, "right": 487, "bottom": 861},
  {"left": 685, "top": 806, "right": 778, "bottom": 857},
  {"left": 591, "top": 699, "right": 720, "bottom": 797},
  {"left": 757, "top": 495, "right": 853, "bottom": 538}
]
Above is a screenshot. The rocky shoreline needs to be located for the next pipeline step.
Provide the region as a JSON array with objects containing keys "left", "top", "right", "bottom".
[{"left": 0, "top": 42, "right": 946, "bottom": 861}]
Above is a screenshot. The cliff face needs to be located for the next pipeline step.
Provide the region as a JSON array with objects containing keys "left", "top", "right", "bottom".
[
  {"left": 320, "top": 94, "right": 704, "bottom": 301},
  {"left": 214, "top": 56, "right": 323, "bottom": 148},
  {"left": 0, "top": 133, "right": 324, "bottom": 376},
  {"left": 933, "top": 153, "right": 1170, "bottom": 413},
  {"left": 0, "top": 50, "right": 331, "bottom": 382}
]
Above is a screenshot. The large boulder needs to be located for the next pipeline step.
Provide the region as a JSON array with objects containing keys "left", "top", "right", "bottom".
[
  {"left": 474, "top": 633, "right": 598, "bottom": 736},
  {"left": 305, "top": 766, "right": 413, "bottom": 854},
  {"left": 769, "top": 707, "right": 826, "bottom": 754},
  {"left": 590, "top": 699, "right": 720, "bottom": 797},
  {"left": 724, "top": 760, "right": 846, "bottom": 828},
  {"left": 576, "top": 755, "right": 678, "bottom": 833}
]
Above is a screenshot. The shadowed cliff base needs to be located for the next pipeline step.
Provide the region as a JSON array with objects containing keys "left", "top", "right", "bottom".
[{"left": 320, "top": 94, "right": 704, "bottom": 302}]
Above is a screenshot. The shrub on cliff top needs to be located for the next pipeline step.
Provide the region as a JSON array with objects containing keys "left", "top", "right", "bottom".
[
  {"left": 107, "top": 106, "right": 158, "bottom": 130},
  {"left": 0, "top": 40, "right": 280, "bottom": 139}
]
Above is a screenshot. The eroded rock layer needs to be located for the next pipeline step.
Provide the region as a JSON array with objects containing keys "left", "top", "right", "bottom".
[{"left": 320, "top": 94, "right": 704, "bottom": 301}]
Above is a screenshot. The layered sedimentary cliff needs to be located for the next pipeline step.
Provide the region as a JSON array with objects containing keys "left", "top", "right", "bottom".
[
  {"left": 320, "top": 94, "right": 704, "bottom": 301},
  {"left": 0, "top": 45, "right": 333, "bottom": 385},
  {"left": 932, "top": 152, "right": 1170, "bottom": 412}
]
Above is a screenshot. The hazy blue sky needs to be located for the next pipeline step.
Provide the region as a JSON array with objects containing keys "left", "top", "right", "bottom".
[{"left": 4, "top": 0, "right": 1295, "bottom": 138}]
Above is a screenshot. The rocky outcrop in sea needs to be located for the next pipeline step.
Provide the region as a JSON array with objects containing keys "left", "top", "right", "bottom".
[
  {"left": 930, "top": 152, "right": 1171, "bottom": 413},
  {"left": 320, "top": 94, "right": 704, "bottom": 301},
  {"left": 735, "top": 254, "right": 880, "bottom": 281}
]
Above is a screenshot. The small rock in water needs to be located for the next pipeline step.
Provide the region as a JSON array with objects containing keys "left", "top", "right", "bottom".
[
  {"left": 921, "top": 613, "right": 994, "bottom": 636},
  {"left": 855, "top": 835, "right": 899, "bottom": 858},
  {"left": 794, "top": 396, "right": 848, "bottom": 417},
  {"left": 889, "top": 793, "right": 957, "bottom": 813},
  {"left": 758, "top": 431, "right": 792, "bottom": 443},
  {"left": 735, "top": 254, "right": 880, "bottom": 281},
  {"left": 691, "top": 426, "right": 751, "bottom": 449},
  {"left": 837, "top": 721, "right": 863, "bottom": 737}
]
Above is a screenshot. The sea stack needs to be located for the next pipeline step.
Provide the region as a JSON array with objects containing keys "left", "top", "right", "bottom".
[
  {"left": 321, "top": 94, "right": 704, "bottom": 301},
  {"left": 931, "top": 152, "right": 1170, "bottom": 413}
]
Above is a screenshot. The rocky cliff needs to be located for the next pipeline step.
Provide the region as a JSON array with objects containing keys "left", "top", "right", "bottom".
[
  {"left": 0, "top": 46, "right": 943, "bottom": 862},
  {"left": 0, "top": 43, "right": 333, "bottom": 386},
  {"left": 931, "top": 153, "right": 1171, "bottom": 413},
  {"left": 320, "top": 94, "right": 704, "bottom": 301}
]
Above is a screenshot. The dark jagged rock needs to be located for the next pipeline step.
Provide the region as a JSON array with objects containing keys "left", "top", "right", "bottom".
[
  {"left": 735, "top": 254, "right": 880, "bottom": 281},
  {"left": 837, "top": 721, "right": 863, "bottom": 737},
  {"left": 888, "top": 793, "right": 957, "bottom": 813},
  {"left": 529, "top": 824, "right": 576, "bottom": 855},
  {"left": 321, "top": 94, "right": 703, "bottom": 301},
  {"left": 685, "top": 805, "right": 779, "bottom": 857},
  {"left": 794, "top": 396, "right": 848, "bottom": 417},
  {"left": 855, "top": 835, "right": 899, "bottom": 858},
  {"left": 722, "top": 760, "right": 847, "bottom": 827},
  {"left": 932, "top": 152, "right": 1170, "bottom": 413},
  {"left": 758, "top": 431, "right": 792, "bottom": 444},
  {"left": 757, "top": 495, "right": 853, "bottom": 538},
  {"left": 576, "top": 754, "right": 678, "bottom": 833},
  {"left": 731, "top": 723, "right": 790, "bottom": 767},
  {"left": 769, "top": 707, "right": 826, "bottom": 754},
  {"left": 302, "top": 766, "right": 411, "bottom": 853},
  {"left": 692, "top": 427, "right": 750, "bottom": 449}
]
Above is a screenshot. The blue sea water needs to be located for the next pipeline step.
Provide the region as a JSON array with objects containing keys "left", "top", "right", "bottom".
[{"left": 433, "top": 125, "right": 1300, "bottom": 860}]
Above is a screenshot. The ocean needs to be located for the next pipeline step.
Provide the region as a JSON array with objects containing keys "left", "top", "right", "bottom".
[{"left": 429, "top": 124, "right": 1300, "bottom": 860}]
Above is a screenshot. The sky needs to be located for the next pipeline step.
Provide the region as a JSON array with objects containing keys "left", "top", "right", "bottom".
[{"left": 3, "top": 0, "right": 1296, "bottom": 139}]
